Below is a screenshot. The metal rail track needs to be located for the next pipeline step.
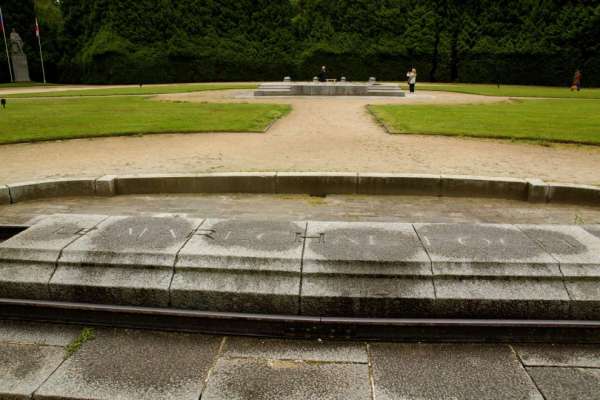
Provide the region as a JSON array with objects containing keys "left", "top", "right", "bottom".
[{"left": 1, "top": 298, "right": 599, "bottom": 343}]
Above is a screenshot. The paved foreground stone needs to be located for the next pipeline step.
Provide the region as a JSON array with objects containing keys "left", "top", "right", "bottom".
[
  {"left": 370, "top": 343, "right": 543, "bottom": 400},
  {"left": 526, "top": 367, "right": 600, "bottom": 400},
  {"left": 34, "top": 328, "right": 222, "bottom": 400},
  {"left": 0, "top": 342, "right": 65, "bottom": 399},
  {"left": 2, "top": 320, "right": 600, "bottom": 400},
  {"left": 201, "top": 357, "right": 371, "bottom": 400}
]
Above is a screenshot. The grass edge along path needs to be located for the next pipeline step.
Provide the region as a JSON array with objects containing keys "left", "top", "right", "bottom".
[
  {"left": 4, "top": 83, "right": 258, "bottom": 98},
  {"left": 413, "top": 82, "right": 600, "bottom": 99},
  {"left": 368, "top": 99, "right": 600, "bottom": 145},
  {"left": 0, "top": 97, "right": 291, "bottom": 145}
]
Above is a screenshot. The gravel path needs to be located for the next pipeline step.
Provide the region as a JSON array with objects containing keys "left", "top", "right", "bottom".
[{"left": 1, "top": 89, "right": 599, "bottom": 186}]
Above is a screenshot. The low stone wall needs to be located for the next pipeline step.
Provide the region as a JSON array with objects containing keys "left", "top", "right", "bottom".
[
  {"left": 1, "top": 214, "right": 599, "bottom": 320},
  {"left": 1, "top": 173, "right": 599, "bottom": 206}
]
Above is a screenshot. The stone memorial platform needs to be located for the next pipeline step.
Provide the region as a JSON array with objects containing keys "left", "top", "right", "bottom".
[
  {"left": 255, "top": 82, "right": 404, "bottom": 97},
  {"left": 1, "top": 213, "right": 599, "bottom": 320}
]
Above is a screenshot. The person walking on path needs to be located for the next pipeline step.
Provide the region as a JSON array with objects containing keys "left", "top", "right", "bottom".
[
  {"left": 572, "top": 69, "right": 582, "bottom": 91},
  {"left": 407, "top": 68, "right": 417, "bottom": 93}
]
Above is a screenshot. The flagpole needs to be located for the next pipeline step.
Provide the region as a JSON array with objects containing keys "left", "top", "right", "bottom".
[
  {"left": 36, "top": 18, "right": 46, "bottom": 84},
  {"left": 0, "top": 7, "right": 14, "bottom": 83}
]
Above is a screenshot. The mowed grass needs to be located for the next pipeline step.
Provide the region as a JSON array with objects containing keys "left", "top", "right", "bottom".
[
  {"left": 414, "top": 82, "right": 600, "bottom": 99},
  {"left": 4, "top": 83, "right": 258, "bottom": 98},
  {"left": 0, "top": 97, "right": 290, "bottom": 145},
  {"left": 369, "top": 99, "right": 600, "bottom": 145}
]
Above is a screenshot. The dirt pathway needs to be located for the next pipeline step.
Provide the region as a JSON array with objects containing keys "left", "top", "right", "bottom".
[{"left": 1, "top": 89, "right": 599, "bottom": 186}]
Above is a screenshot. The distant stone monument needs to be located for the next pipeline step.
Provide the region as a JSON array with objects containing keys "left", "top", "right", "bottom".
[{"left": 10, "top": 29, "right": 31, "bottom": 82}]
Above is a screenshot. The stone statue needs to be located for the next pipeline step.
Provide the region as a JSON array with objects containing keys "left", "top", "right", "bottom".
[
  {"left": 9, "top": 29, "right": 30, "bottom": 82},
  {"left": 10, "top": 29, "right": 25, "bottom": 56}
]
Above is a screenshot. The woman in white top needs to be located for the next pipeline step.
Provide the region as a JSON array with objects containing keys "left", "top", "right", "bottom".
[{"left": 406, "top": 68, "right": 417, "bottom": 93}]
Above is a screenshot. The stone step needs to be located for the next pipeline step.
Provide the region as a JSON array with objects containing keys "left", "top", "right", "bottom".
[{"left": 1, "top": 214, "right": 599, "bottom": 320}]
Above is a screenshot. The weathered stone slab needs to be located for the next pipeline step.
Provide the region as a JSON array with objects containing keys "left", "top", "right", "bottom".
[
  {"left": 301, "top": 221, "right": 434, "bottom": 317},
  {"left": 514, "top": 344, "right": 600, "bottom": 368},
  {"left": 441, "top": 175, "right": 529, "bottom": 200},
  {"left": 520, "top": 225, "right": 600, "bottom": 319},
  {"left": 50, "top": 215, "right": 203, "bottom": 306},
  {"left": 357, "top": 173, "right": 441, "bottom": 195},
  {"left": 35, "top": 328, "right": 222, "bottom": 400},
  {"left": 171, "top": 219, "right": 305, "bottom": 313},
  {"left": 0, "top": 320, "right": 80, "bottom": 346},
  {"left": 415, "top": 223, "right": 569, "bottom": 318},
  {"left": 370, "top": 343, "right": 543, "bottom": 400},
  {"left": 0, "top": 185, "right": 10, "bottom": 204},
  {"left": 527, "top": 367, "right": 600, "bottom": 400},
  {"left": 115, "top": 173, "right": 277, "bottom": 195},
  {"left": 8, "top": 178, "right": 97, "bottom": 203},
  {"left": 0, "top": 214, "right": 106, "bottom": 300},
  {"left": 415, "top": 223, "right": 559, "bottom": 276},
  {"left": 201, "top": 358, "right": 371, "bottom": 400},
  {"left": 223, "top": 337, "right": 367, "bottom": 363},
  {"left": 0, "top": 342, "right": 65, "bottom": 400},
  {"left": 276, "top": 172, "right": 357, "bottom": 195}
]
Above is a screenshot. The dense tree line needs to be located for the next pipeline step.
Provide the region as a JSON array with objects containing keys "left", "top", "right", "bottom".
[{"left": 1, "top": 0, "right": 599, "bottom": 85}]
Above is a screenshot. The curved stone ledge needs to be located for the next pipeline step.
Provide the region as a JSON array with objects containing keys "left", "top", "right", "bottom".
[
  {"left": 1, "top": 214, "right": 600, "bottom": 320},
  {"left": 0, "top": 173, "right": 599, "bottom": 207}
]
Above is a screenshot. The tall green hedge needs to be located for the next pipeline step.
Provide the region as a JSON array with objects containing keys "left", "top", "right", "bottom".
[{"left": 2, "top": 1, "right": 599, "bottom": 86}]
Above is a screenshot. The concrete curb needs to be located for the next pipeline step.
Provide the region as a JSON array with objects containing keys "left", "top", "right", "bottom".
[
  {"left": 0, "top": 185, "right": 10, "bottom": 205},
  {"left": 0, "top": 173, "right": 598, "bottom": 207}
]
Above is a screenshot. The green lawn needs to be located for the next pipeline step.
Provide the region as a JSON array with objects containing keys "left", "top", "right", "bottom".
[
  {"left": 369, "top": 99, "right": 600, "bottom": 145},
  {"left": 0, "top": 97, "right": 290, "bottom": 145},
  {"left": 4, "top": 83, "right": 258, "bottom": 98},
  {"left": 412, "top": 82, "right": 600, "bottom": 99}
]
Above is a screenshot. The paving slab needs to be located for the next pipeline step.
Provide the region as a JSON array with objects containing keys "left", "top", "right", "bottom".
[
  {"left": 0, "top": 214, "right": 106, "bottom": 300},
  {"left": 50, "top": 215, "right": 203, "bottom": 306},
  {"left": 0, "top": 342, "right": 65, "bottom": 400},
  {"left": 415, "top": 223, "right": 569, "bottom": 318},
  {"left": 526, "top": 367, "right": 600, "bottom": 400},
  {"left": 583, "top": 224, "right": 600, "bottom": 240},
  {"left": 223, "top": 337, "right": 367, "bottom": 363},
  {"left": 514, "top": 344, "right": 600, "bottom": 368},
  {"left": 301, "top": 221, "right": 435, "bottom": 317},
  {"left": 519, "top": 225, "right": 600, "bottom": 318},
  {"left": 201, "top": 357, "right": 370, "bottom": 400},
  {"left": 35, "top": 328, "right": 222, "bottom": 400},
  {"left": 172, "top": 219, "right": 305, "bottom": 313},
  {"left": 370, "top": 343, "right": 543, "bottom": 400},
  {"left": 0, "top": 320, "right": 80, "bottom": 346}
]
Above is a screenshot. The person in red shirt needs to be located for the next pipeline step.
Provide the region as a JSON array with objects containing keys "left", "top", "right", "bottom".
[{"left": 572, "top": 70, "right": 582, "bottom": 91}]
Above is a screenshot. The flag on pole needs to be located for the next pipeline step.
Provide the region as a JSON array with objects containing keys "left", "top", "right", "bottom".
[
  {"left": 0, "top": 7, "right": 13, "bottom": 82},
  {"left": 35, "top": 17, "right": 47, "bottom": 84}
]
